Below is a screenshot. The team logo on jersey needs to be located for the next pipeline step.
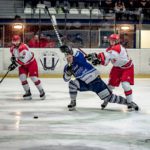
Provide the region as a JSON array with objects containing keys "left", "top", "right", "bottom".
[{"left": 40, "top": 51, "right": 59, "bottom": 70}]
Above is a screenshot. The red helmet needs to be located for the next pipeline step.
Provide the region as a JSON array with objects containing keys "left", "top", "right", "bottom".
[
  {"left": 12, "top": 35, "right": 21, "bottom": 46},
  {"left": 109, "top": 34, "right": 120, "bottom": 41},
  {"left": 109, "top": 34, "right": 120, "bottom": 45},
  {"left": 12, "top": 35, "right": 21, "bottom": 42}
]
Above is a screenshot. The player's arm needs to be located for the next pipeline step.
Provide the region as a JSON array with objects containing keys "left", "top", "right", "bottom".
[
  {"left": 86, "top": 51, "right": 109, "bottom": 66},
  {"left": 10, "top": 54, "right": 16, "bottom": 63},
  {"left": 76, "top": 51, "right": 96, "bottom": 66},
  {"left": 8, "top": 48, "right": 18, "bottom": 71},
  {"left": 63, "top": 64, "right": 73, "bottom": 82},
  {"left": 97, "top": 50, "right": 120, "bottom": 66},
  {"left": 91, "top": 50, "right": 120, "bottom": 66},
  {"left": 8, "top": 61, "right": 18, "bottom": 71},
  {"left": 98, "top": 52, "right": 111, "bottom": 66}
]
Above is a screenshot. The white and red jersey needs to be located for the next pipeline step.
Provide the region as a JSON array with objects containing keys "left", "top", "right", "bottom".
[
  {"left": 98, "top": 44, "right": 132, "bottom": 68},
  {"left": 10, "top": 43, "right": 34, "bottom": 66}
]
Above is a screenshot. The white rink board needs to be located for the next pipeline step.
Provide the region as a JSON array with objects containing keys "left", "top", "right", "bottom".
[{"left": 0, "top": 48, "right": 150, "bottom": 75}]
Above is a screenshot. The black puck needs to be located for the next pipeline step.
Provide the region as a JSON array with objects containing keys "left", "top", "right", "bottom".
[{"left": 33, "top": 115, "right": 38, "bottom": 119}]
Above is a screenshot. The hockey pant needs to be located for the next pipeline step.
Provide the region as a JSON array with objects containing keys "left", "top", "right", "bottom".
[{"left": 68, "top": 77, "right": 128, "bottom": 105}]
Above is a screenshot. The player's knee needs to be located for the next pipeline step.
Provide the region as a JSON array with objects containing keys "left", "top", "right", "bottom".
[
  {"left": 97, "top": 88, "right": 111, "bottom": 100},
  {"left": 19, "top": 74, "right": 27, "bottom": 81},
  {"left": 69, "top": 80, "right": 79, "bottom": 89},
  {"left": 121, "top": 82, "right": 131, "bottom": 91},
  {"left": 69, "top": 80, "right": 78, "bottom": 91},
  {"left": 108, "top": 85, "right": 115, "bottom": 91},
  {"left": 30, "top": 76, "right": 38, "bottom": 82},
  {"left": 30, "top": 76, "right": 41, "bottom": 85}
]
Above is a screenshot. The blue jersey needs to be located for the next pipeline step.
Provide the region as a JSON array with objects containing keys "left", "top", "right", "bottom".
[{"left": 63, "top": 50, "right": 100, "bottom": 84}]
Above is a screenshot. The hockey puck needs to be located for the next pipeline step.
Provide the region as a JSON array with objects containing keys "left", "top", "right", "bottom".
[{"left": 33, "top": 115, "right": 38, "bottom": 119}]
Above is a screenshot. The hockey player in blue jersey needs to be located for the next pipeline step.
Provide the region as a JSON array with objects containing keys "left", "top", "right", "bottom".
[{"left": 60, "top": 45, "right": 139, "bottom": 111}]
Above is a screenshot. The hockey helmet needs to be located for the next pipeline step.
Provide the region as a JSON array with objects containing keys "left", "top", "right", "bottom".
[
  {"left": 109, "top": 34, "right": 120, "bottom": 44},
  {"left": 60, "top": 45, "right": 73, "bottom": 55},
  {"left": 12, "top": 35, "right": 21, "bottom": 46},
  {"left": 12, "top": 35, "right": 21, "bottom": 41}
]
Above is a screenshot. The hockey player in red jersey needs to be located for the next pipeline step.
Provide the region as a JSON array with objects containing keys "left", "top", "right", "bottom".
[
  {"left": 87, "top": 34, "right": 139, "bottom": 111},
  {"left": 8, "top": 35, "right": 45, "bottom": 100}
]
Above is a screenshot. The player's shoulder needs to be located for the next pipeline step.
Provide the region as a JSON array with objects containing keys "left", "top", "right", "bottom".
[
  {"left": 74, "top": 50, "right": 84, "bottom": 57},
  {"left": 106, "top": 44, "right": 121, "bottom": 53},
  {"left": 19, "top": 43, "right": 29, "bottom": 51}
]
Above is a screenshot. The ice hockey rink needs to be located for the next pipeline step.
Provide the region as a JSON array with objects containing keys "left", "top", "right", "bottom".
[{"left": 0, "top": 78, "right": 150, "bottom": 150}]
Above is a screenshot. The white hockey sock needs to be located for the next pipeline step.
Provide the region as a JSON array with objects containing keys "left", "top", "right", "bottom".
[
  {"left": 36, "top": 82, "right": 43, "bottom": 93},
  {"left": 20, "top": 74, "right": 30, "bottom": 92},
  {"left": 30, "top": 76, "right": 43, "bottom": 93},
  {"left": 126, "top": 94, "right": 133, "bottom": 103},
  {"left": 69, "top": 80, "right": 78, "bottom": 101},
  {"left": 122, "top": 82, "right": 133, "bottom": 103},
  {"left": 22, "top": 82, "right": 30, "bottom": 92}
]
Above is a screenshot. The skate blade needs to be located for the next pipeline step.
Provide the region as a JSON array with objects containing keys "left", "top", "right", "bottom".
[
  {"left": 101, "top": 104, "right": 107, "bottom": 110},
  {"left": 101, "top": 107, "right": 105, "bottom": 110},
  {"left": 127, "top": 107, "right": 139, "bottom": 112},
  {"left": 40, "top": 95, "right": 46, "bottom": 100},
  {"left": 134, "top": 107, "right": 139, "bottom": 111},
  {"left": 24, "top": 96, "right": 32, "bottom": 100},
  {"left": 127, "top": 108, "right": 134, "bottom": 111},
  {"left": 68, "top": 107, "right": 76, "bottom": 111}
]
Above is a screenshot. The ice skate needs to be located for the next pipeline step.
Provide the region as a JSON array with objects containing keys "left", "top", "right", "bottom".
[
  {"left": 23, "top": 90, "right": 32, "bottom": 100},
  {"left": 127, "top": 102, "right": 139, "bottom": 111},
  {"left": 40, "top": 89, "right": 45, "bottom": 100},
  {"left": 101, "top": 100, "right": 108, "bottom": 110},
  {"left": 68, "top": 100, "right": 76, "bottom": 111}
]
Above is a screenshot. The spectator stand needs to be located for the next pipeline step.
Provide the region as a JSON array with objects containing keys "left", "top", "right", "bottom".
[
  {"left": 139, "top": 0, "right": 150, "bottom": 21},
  {"left": 125, "top": 0, "right": 140, "bottom": 21},
  {"left": 114, "top": 0, "right": 126, "bottom": 21}
]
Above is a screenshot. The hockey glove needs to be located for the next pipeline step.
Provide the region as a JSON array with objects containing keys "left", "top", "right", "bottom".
[
  {"left": 85, "top": 53, "right": 96, "bottom": 61},
  {"left": 66, "top": 64, "right": 73, "bottom": 76},
  {"left": 8, "top": 63, "right": 18, "bottom": 71},
  {"left": 10, "top": 55, "right": 16, "bottom": 64},
  {"left": 86, "top": 53, "right": 101, "bottom": 66},
  {"left": 92, "top": 58, "right": 101, "bottom": 66}
]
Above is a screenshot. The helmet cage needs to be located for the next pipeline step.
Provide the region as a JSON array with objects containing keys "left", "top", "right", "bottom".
[{"left": 60, "top": 45, "right": 73, "bottom": 55}]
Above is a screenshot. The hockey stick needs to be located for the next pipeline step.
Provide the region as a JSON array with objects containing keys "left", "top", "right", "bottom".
[
  {"left": 45, "top": 6, "right": 63, "bottom": 46},
  {"left": 0, "top": 69, "right": 10, "bottom": 84},
  {"left": 45, "top": 5, "right": 88, "bottom": 57},
  {"left": 44, "top": 5, "right": 92, "bottom": 64},
  {"left": 78, "top": 47, "right": 88, "bottom": 56},
  {"left": 44, "top": 4, "right": 89, "bottom": 57}
]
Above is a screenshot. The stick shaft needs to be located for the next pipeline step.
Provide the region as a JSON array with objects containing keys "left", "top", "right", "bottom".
[
  {"left": 0, "top": 70, "right": 10, "bottom": 84},
  {"left": 45, "top": 6, "right": 63, "bottom": 46},
  {"left": 78, "top": 47, "right": 88, "bottom": 56}
]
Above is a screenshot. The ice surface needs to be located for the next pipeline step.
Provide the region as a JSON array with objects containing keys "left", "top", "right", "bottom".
[{"left": 0, "top": 78, "right": 150, "bottom": 150}]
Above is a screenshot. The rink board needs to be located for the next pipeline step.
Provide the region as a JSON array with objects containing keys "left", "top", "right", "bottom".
[{"left": 0, "top": 48, "right": 150, "bottom": 77}]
